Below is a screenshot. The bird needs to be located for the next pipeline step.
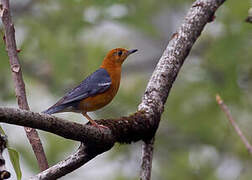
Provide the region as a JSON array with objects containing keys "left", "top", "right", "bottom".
[{"left": 42, "top": 48, "right": 138, "bottom": 128}]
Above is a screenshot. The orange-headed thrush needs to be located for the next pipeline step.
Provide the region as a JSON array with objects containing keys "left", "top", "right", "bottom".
[{"left": 42, "top": 48, "right": 138, "bottom": 128}]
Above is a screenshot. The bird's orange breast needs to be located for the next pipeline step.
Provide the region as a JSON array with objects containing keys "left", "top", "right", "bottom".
[{"left": 78, "top": 66, "right": 121, "bottom": 112}]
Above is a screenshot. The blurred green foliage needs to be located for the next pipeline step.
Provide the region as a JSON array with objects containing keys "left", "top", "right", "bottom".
[
  {"left": 8, "top": 148, "right": 22, "bottom": 180},
  {"left": 1, "top": 0, "right": 252, "bottom": 179}
]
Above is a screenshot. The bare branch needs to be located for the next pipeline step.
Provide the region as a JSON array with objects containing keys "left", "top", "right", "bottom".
[
  {"left": 0, "top": 107, "right": 154, "bottom": 179},
  {"left": 30, "top": 144, "right": 95, "bottom": 180},
  {"left": 0, "top": 107, "right": 154, "bottom": 145},
  {"left": 216, "top": 94, "right": 252, "bottom": 154},
  {"left": 0, "top": 0, "right": 48, "bottom": 171},
  {"left": 0, "top": 0, "right": 226, "bottom": 178},
  {"left": 138, "top": 0, "right": 226, "bottom": 178},
  {"left": 138, "top": 0, "right": 226, "bottom": 114},
  {"left": 140, "top": 138, "right": 154, "bottom": 180}
]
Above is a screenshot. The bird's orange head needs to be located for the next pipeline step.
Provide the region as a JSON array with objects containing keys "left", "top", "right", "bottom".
[{"left": 101, "top": 48, "right": 138, "bottom": 68}]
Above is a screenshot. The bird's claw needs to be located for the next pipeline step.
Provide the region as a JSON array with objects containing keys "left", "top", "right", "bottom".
[{"left": 92, "top": 123, "right": 109, "bottom": 130}]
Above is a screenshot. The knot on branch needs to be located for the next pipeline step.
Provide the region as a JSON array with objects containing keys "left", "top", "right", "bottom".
[{"left": 11, "top": 64, "right": 20, "bottom": 73}]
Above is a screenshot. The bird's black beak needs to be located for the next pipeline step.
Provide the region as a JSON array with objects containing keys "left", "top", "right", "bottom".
[{"left": 127, "top": 49, "right": 138, "bottom": 55}]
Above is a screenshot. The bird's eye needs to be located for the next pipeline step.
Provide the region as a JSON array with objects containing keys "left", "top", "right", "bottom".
[{"left": 118, "top": 51, "right": 122, "bottom": 56}]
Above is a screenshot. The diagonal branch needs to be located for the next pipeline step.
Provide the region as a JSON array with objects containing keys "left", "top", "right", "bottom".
[
  {"left": 0, "top": 0, "right": 226, "bottom": 179},
  {"left": 30, "top": 144, "right": 96, "bottom": 180},
  {"left": 0, "top": 0, "right": 48, "bottom": 171},
  {"left": 216, "top": 94, "right": 252, "bottom": 154},
  {"left": 138, "top": 0, "right": 226, "bottom": 178}
]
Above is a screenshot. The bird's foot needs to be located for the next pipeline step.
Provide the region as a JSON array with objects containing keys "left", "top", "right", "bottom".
[
  {"left": 91, "top": 122, "right": 109, "bottom": 130},
  {"left": 82, "top": 112, "right": 109, "bottom": 129}
]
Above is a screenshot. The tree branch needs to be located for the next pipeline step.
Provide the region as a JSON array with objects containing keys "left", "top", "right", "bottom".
[
  {"left": 0, "top": 107, "right": 155, "bottom": 146},
  {"left": 0, "top": 0, "right": 48, "bottom": 171},
  {"left": 138, "top": 0, "right": 226, "bottom": 178},
  {"left": 140, "top": 138, "right": 154, "bottom": 180},
  {"left": 216, "top": 94, "right": 252, "bottom": 154},
  {"left": 0, "top": 107, "right": 155, "bottom": 179},
  {"left": 30, "top": 144, "right": 95, "bottom": 180},
  {"left": 0, "top": 0, "right": 226, "bottom": 179}
]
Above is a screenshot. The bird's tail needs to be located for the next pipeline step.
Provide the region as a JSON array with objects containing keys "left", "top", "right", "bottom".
[{"left": 42, "top": 105, "right": 66, "bottom": 115}]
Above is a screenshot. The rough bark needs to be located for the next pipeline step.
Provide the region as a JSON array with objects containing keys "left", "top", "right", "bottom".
[
  {"left": 30, "top": 144, "right": 95, "bottom": 180},
  {"left": 0, "top": 0, "right": 226, "bottom": 179},
  {"left": 0, "top": 108, "right": 155, "bottom": 146},
  {"left": 140, "top": 138, "right": 154, "bottom": 180},
  {"left": 138, "top": 0, "right": 225, "bottom": 179},
  {"left": 0, "top": 0, "right": 48, "bottom": 171}
]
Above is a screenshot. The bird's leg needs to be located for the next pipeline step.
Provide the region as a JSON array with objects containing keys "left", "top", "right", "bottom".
[
  {"left": 82, "top": 112, "right": 108, "bottom": 129},
  {"left": 82, "top": 112, "right": 97, "bottom": 125}
]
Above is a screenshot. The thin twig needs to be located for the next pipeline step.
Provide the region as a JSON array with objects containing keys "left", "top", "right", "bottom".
[
  {"left": 0, "top": 0, "right": 48, "bottom": 171},
  {"left": 140, "top": 138, "right": 154, "bottom": 180},
  {"left": 216, "top": 94, "right": 252, "bottom": 154}
]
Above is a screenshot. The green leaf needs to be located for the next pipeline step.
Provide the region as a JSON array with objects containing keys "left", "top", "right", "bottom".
[
  {"left": 0, "top": 125, "right": 6, "bottom": 135},
  {"left": 0, "top": 126, "right": 21, "bottom": 179},
  {"left": 8, "top": 148, "right": 22, "bottom": 180}
]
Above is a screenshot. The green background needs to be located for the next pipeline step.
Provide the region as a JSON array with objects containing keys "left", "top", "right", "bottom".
[{"left": 0, "top": 0, "right": 252, "bottom": 179}]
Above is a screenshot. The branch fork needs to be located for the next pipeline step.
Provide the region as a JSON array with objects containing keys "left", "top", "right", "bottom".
[{"left": 0, "top": 0, "right": 227, "bottom": 179}]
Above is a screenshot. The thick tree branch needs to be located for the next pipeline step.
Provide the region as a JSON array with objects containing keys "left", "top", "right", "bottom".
[
  {"left": 0, "top": 107, "right": 154, "bottom": 146},
  {"left": 0, "top": 0, "right": 226, "bottom": 179},
  {"left": 138, "top": 0, "right": 225, "bottom": 178},
  {"left": 138, "top": 0, "right": 226, "bottom": 114},
  {"left": 0, "top": 0, "right": 48, "bottom": 171},
  {"left": 0, "top": 107, "right": 155, "bottom": 179}
]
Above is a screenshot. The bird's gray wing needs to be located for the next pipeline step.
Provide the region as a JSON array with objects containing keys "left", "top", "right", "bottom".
[
  {"left": 60, "top": 68, "right": 111, "bottom": 104},
  {"left": 42, "top": 68, "right": 111, "bottom": 114}
]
